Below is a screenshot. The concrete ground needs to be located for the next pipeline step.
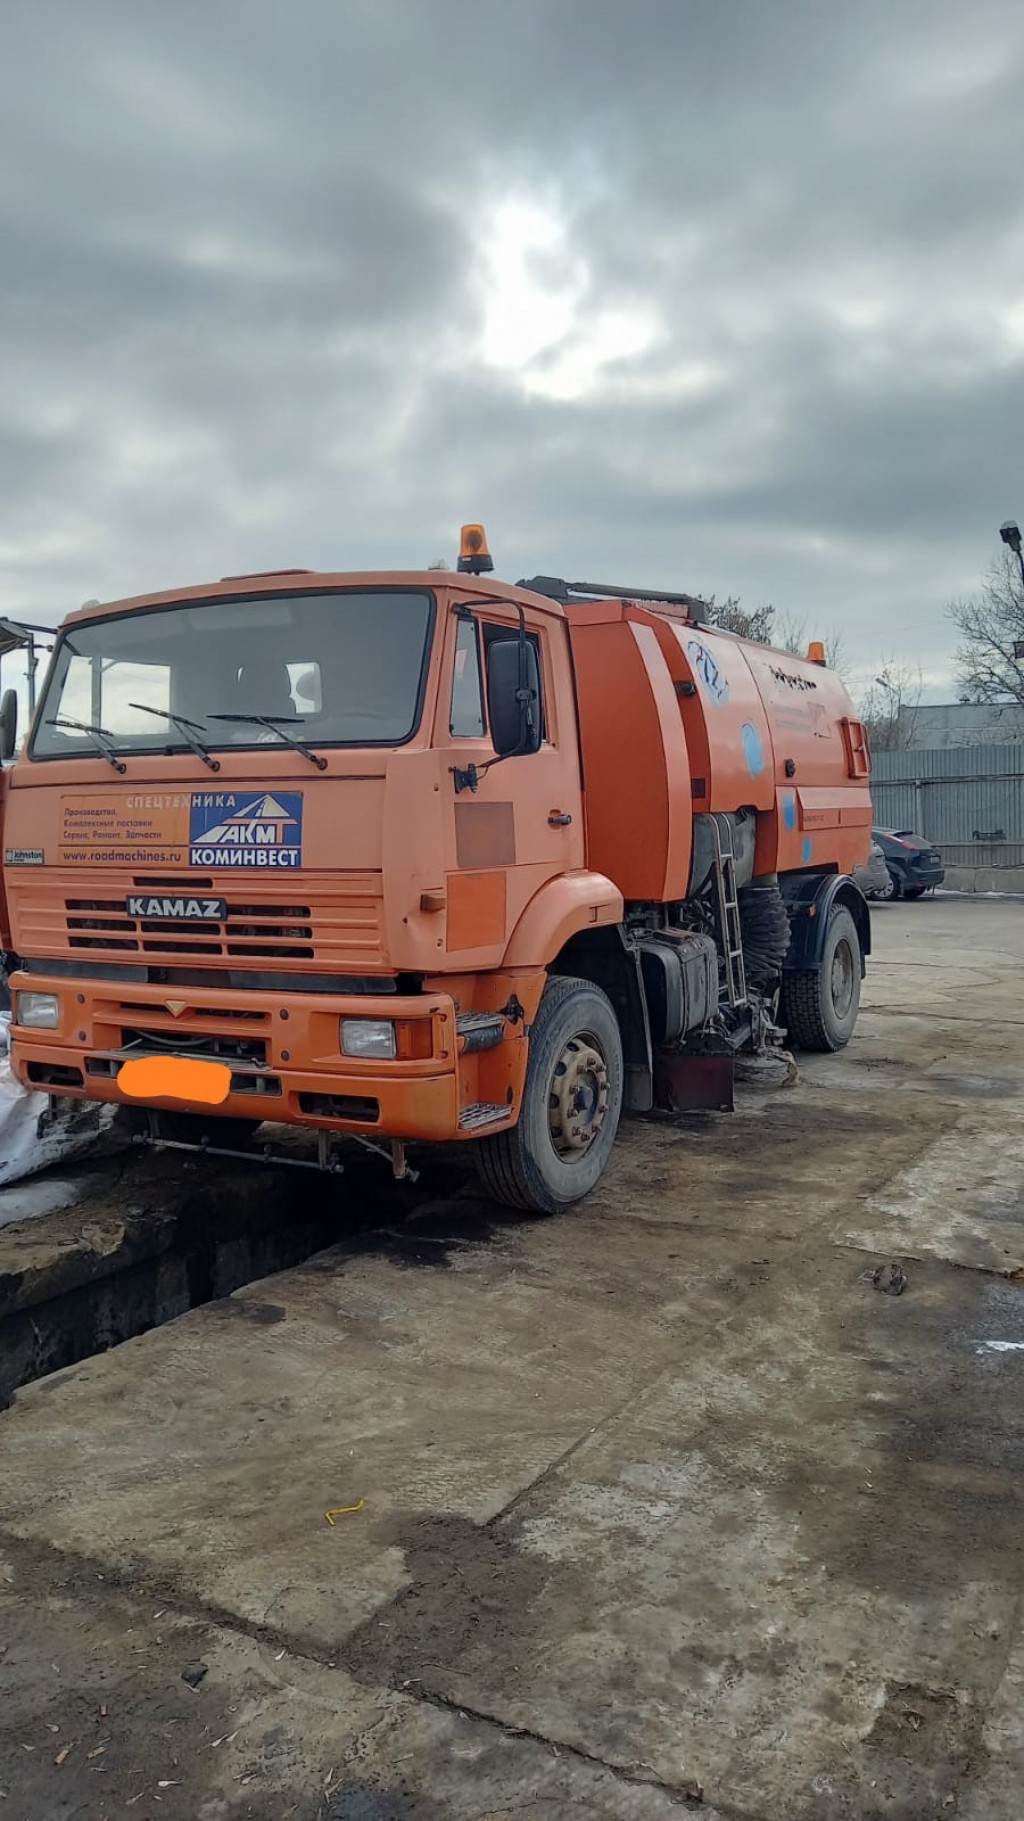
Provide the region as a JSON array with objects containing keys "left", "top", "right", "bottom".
[{"left": 2, "top": 897, "right": 1024, "bottom": 1821}]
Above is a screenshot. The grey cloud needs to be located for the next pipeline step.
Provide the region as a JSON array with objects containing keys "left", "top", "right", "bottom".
[{"left": 2, "top": 0, "right": 1024, "bottom": 687}]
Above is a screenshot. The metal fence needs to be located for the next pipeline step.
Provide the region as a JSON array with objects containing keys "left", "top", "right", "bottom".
[{"left": 870, "top": 744, "right": 1024, "bottom": 869}]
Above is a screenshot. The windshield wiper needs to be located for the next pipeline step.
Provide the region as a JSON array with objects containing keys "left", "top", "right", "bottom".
[
  {"left": 129, "top": 703, "right": 220, "bottom": 772},
  {"left": 46, "top": 716, "right": 127, "bottom": 773},
  {"left": 207, "top": 713, "right": 327, "bottom": 771}
]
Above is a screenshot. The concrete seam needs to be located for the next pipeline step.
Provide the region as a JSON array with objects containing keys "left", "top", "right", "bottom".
[
  {"left": 834, "top": 1240, "right": 1024, "bottom": 1283},
  {"left": 0, "top": 1525, "right": 755, "bottom": 1818}
]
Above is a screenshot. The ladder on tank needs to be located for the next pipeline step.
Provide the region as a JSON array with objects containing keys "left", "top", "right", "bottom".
[{"left": 711, "top": 816, "right": 748, "bottom": 1009}]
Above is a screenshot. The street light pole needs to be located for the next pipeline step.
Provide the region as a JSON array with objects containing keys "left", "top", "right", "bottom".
[{"left": 999, "top": 519, "right": 1024, "bottom": 593}]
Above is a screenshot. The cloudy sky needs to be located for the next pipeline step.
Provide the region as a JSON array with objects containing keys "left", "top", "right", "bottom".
[{"left": 3, "top": 0, "right": 1023, "bottom": 698}]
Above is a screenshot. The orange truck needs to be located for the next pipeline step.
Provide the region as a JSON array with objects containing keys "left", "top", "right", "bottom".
[{"left": 0, "top": 528, "right": 872, "bottom": 1212}]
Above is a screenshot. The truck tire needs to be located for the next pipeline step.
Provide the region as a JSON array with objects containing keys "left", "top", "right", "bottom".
[
  {"left": 475, "top": 976, "right": 624, "bottom": 1214},
  {"left": 780, "top": 905, "right": 861, "bottom": 1053}
]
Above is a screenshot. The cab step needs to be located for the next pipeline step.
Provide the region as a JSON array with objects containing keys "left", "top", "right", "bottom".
[
  {"left": 459, "top": 1102, "right": 509, "bottom": 1131},
  {"left": 455, "top": 1012, "right": 506, "bottom": 1052}
]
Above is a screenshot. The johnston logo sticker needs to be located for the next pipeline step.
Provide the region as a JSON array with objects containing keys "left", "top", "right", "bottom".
[{"left": 188, "top": 792, "right": 303, "bottom": 870}]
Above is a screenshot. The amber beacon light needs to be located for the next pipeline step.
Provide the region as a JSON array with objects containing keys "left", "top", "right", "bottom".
[{"left": 457, "top": 523, "right": 494, "bottom": 575}]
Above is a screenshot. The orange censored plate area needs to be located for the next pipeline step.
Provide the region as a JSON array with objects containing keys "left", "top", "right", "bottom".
[{"left": 118, "top": 1055, "right": 231, "bottom": 1106}]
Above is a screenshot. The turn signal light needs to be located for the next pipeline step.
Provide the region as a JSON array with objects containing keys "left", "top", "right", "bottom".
[
  {"left": 457, "top": 523, "right": 494, "bottom": 575},
  {"left": 395, "top": 1020, "right": 434, "bottom": 1061}
]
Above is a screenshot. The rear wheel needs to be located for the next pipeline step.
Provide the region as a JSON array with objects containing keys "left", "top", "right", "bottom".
[
  {"left": 780, "top": 905, "right": 862, "bottom": 1053},
  {"left": 475, "top": 976, "right": 624, "bottom": 1214},
  {"left": 885, "top": 867, "right": 904, "bottom": 901},
  {"left": 903, "top": 886, "right": 926, "bottom": 900}
]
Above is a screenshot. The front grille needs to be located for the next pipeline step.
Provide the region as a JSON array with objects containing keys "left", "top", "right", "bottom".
[
  {"left": 120, "top": 1026, "right": 268, "bottom": 1064},
  {"left": 66, "top": 895, "right": 314, "bottom": 959},
  {"left": 11, "top": 868, "right": 386, "bottom": 973}
]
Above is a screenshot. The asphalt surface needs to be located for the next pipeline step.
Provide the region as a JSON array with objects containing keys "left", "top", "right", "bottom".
[{"left": 2, "top": 895, "right": 1024, "bottom": 1821}]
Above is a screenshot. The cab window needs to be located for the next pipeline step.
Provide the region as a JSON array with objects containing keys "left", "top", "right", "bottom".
[
  {"left": 450, "top": 615, "right": 485, "bottom": 737},
  {"left": 61, "top": 655, "right": 172, "bottom": 735},
  {"left": 482, "top": 621, "right": 546, "bottom": 742}
]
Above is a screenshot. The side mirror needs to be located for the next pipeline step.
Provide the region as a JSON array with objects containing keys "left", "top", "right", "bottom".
[
  {"left": 487, "top": 639, "right": 541, "bottom": 759},
  {"left": 0, "top": 689, "right": 18, "bottom": 762}
]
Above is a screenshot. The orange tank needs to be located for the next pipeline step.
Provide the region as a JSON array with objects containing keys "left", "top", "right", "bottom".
[{"left": 566, "top": 597, "right": 871, "bottom": 899}]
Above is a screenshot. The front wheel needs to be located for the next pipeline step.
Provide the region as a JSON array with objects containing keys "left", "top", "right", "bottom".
[
  {"left": 780, "top": 905, "right": 862, "bottom": 1053},
  {"left": 475, "top": 976, "right": 624, "bottom": 1214}
]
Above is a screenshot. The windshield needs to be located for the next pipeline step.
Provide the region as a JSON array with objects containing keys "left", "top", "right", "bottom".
[{"left": 31, "top": 589, "right": 434, "bottom": 760}]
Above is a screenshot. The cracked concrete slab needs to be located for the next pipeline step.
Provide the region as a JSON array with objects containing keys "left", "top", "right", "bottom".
[
  {"left": 0, "top": 1201, "right": 764, "bottom": 1648},
  {"left": 362, "top": 1260, "right": 1024, "bottom": 1818},
  {"left": 958, "top": 1625, "right": 1024, "bottom": 1821},
  {"left": 0, "top": 1538, "right": 716, "bottom": 1820},
  {"left": 835, "top": 1118, "right": 1024, "bottom": 1276},
  {"left": 2, "top": 897, "right": 1024, "bottom": 1820}
]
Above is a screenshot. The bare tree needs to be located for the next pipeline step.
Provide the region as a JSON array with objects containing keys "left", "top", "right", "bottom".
[
  {"left": 858, "top": 660, "right": 922, "bottom": 752},
  {"left": 773, "top": 611, "right": 807, "bottom": 656},
  {"left": 774, "top": 612, "right": 847, "bottom": 674},
  {"left": 705, "top": 595, "right": 777, "bottom": 644},
  {"left": 706, "top": 597, "right": 847, "bottom": 673},
  {"left": 948, "top": 549, "right": 1024, "bottom": 704}
]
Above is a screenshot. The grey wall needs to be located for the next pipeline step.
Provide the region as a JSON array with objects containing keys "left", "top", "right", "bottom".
[
  {"left": 896, "top": 702, "right": 1024, "bottom": 750},
  {"left": 871, "top": 744, "right": 1024, "bottom": 869}
]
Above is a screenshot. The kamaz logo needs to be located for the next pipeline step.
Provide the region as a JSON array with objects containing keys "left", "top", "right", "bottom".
[{"left": 126, "top": 895, "right": 227, "bottom": 921}]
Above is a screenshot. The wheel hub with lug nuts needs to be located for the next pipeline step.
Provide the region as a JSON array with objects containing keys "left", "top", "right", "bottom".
[
  {"left": 548, "top": 1034, "right": 609, "bottom": 1157},
  {"left": 831, "top": 939, "right": 855, "bottom": 1017}
]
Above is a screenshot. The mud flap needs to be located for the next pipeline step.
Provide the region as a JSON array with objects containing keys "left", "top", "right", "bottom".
[{"left": 653, "top": 1052, "right": 735, "bottom": 1113}]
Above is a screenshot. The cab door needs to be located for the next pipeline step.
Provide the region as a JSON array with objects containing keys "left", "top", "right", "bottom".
[{"left": 438, "top": 603, "right": 583, "bottom": 968}]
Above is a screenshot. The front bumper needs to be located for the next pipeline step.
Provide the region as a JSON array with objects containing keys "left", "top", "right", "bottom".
[{"left": 8, "top": 972, "right": 472, "bottom": 1142}]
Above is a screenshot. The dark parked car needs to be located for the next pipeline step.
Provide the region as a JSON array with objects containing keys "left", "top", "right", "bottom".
[{"left": 872, "top": 828, "right": 944, "bottom": 899}]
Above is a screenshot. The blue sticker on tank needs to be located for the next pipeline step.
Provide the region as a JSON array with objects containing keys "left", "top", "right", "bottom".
[
  {"left": 782, "top": 791, "right": 798, "bottom": 830},
  {"left": 802, "top": 836, "right": 814, "bottom": 863},
  {"left": 741, "top": 722, "right": 765, "bottom": 777},
  {"left": 687, "top": 638, "right": 729, "bottom": 704},
  {"left": 188, "top": 791, "right": 303, "bottom": 869}
]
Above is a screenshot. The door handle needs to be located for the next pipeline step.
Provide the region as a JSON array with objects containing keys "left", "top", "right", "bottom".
[{"left": 548, "top": 811, "right": 572, "bottom": 827}]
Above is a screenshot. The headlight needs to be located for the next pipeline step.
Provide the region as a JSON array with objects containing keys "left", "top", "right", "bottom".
[
  {"left": 340, "top": 1017, "right": 396, "bottom": 1059},
  {"left": 16, "top": 991, "right": 60, "bottom": 1030}
]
